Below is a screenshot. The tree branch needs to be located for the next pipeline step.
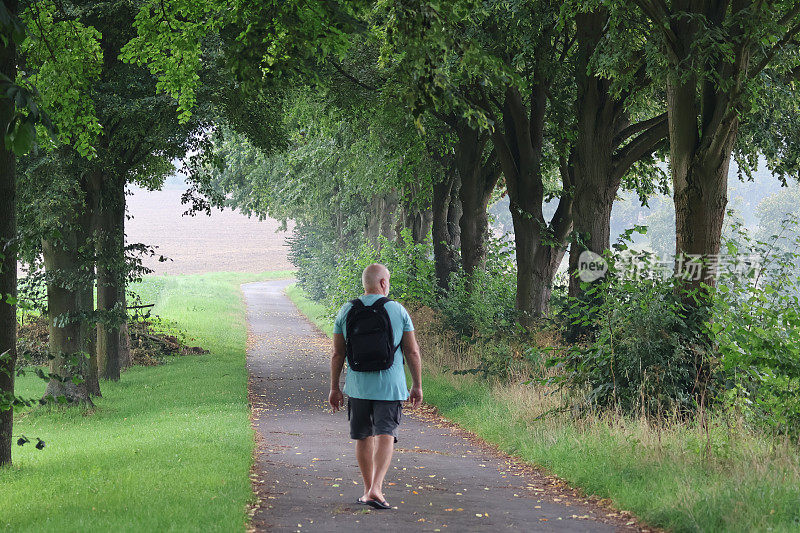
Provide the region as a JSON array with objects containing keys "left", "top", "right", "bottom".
[
  {"left": 480, "top": 148, "right": 500, "bottom": 198},
  {"left": 558, "top": 153, "right": 574, "bottom": 190},
  {"left": 490, "top": 127, "right": 518, "bottom": 187},
  {"left": 505, "top": 87, "right": 531, "bottom": 160},
  {"left": 327, "top": 59, "right": 379, "bottom": 92},
  {"left": 611, "top": 115, "right": 668, "bottom": 182},
  {"left": 613, "top": 112, "right": 667, "bottom": 148},
  {"left": 617, "top": 58, "right": 650, "bottom": 104},
  {"left": 548, "top": 191, "right": 573, "bottom": 245},
  {"left": 466, "top": 84, "right": 499, "bottom": 125},
  {"left": 429, "top": 108, "right": 458, "bottom": 129},
  {"left": 713, "top": 5, "right": 800, "bottom": 142},
  {"left": 631, "top": 0, "right": 681, "bottom": 64},
  {"left": 557, "top": 27, "right": 577, "bottom": 65},
  {"left": 748, "top": 13, "right": 800, "bottom": 79}
]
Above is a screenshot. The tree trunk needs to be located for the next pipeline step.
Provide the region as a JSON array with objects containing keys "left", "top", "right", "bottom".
[
  {"left": 1, "top": 0, "right": 19, "bottom": 467},
  {"left": 660, "top": 2, "right": 750, "bottom": 310},
  {"left": 400, "top": 209, "right": 432, "bottom": 245},
  {"left": 94, "top": 173, "right": 126, "bottom": 381},
  {"left": 77, "top": 179, "right": 100, "bottom": 396},
  {"left": 417, "top": 209, "right": 433, "bottom": 244},
  {"left": 396, "top": 181, "right": 432, "bottom": 245},
  {"left": 667, "top": 74, "right": 737, "bottom": 302},
  {"left": 380, "top": 189, "right": 398, "bottom": 242},
  {"left": 567, "top": 190, "right": 615, "bottom": 291},
  {"left": 509, "top": 187, "right": 571, "bottom": 325},
  {"left": 567, "top": 11, "right": 668, "bottom": 301},
  {"left": 455, "top": 123, "right": 498, "bottom": 275},
  {"left": 42, "top": 236, "right": 92, "bottom": 404},
  {"left": 432, "top": 173, "right": 459, "bottom": 291},
  {"left": 567, "top": 11, "right": 618, "bottom": 300},
  {"left": 493, "top": 85, "right": 573, "bottom": 325},
  {"left": 672, "top": 142, "right": 733, "bottom": 299},
  {"left": 119, "top": 291, "right": 131, "bottom": 369},
  {"left": 365, "top": 195, "right": 383, "bottom": 249},
  {"left": 0, "top": 144, "right": 16, "bottom": 468},
  {"left": 565, "top": 178, "right": 615, "bottom": 340},
  {"left": 447, "top": 178, "right": 462, "bottom": 251},
  {"left": 80, "top": 280, "right": 101, "bottom": 396},
  {"left": 459, "top": 197, "right": 488, "bottom": 276}
]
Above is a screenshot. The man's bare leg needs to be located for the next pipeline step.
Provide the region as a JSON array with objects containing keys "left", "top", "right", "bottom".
[
  {"left": 367, "top": 434, "right": 395, "bottom": 502},
  {"left": 355, "top": 436, "right": 374, "bottom": 500}
]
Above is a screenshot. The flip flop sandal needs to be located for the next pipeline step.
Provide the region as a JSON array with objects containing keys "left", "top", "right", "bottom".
[
  {"left": 356, "top": 497, "right": 370, "bottom": 505},
  {"left": 366, "top": 499, "right": 392, "bottom": 510}
]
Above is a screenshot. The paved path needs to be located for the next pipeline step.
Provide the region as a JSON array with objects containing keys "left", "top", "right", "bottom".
[{"left": 244, "top": 280, "right": 644, "bottom": 532}]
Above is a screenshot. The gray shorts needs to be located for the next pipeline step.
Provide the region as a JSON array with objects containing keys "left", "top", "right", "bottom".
[{"left": 347, "top": 397, "right": 403, "bottom": 441}]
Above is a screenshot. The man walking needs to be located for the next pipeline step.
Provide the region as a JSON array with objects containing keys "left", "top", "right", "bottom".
[{"left": 328, "top": 263, "right": 423, "bottom": 510}]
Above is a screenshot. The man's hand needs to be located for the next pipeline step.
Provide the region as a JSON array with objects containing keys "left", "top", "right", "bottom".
[
  {"left": 329, "top": 388, "right": 344, "bottom": 413},
  {"left": 408, "top": 386, "right": 423, "bottom": 408}
]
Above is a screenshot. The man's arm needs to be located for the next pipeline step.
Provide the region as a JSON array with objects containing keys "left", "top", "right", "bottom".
[
  {"left": 329, "top": 333, "right": 346, "bottom": 412},
  {"left": 402, "top": 330, "right": 423, "bottom": 408}
]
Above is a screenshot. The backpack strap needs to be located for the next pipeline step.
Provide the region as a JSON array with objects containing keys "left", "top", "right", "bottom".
[{"left": 370, "top": 297, "right": 391, "bottom": 309}]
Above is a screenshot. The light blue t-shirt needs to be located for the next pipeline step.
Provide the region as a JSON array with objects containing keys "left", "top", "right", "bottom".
[{"left": 333, "top": 294, "right": 414, "bottom": 401}]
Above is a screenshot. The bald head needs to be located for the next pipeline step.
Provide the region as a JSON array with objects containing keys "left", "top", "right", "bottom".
[{"left": 362, "top": 263, "right": 390, "bottom": 295}]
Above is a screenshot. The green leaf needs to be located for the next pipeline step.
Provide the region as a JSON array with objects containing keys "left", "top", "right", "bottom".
[{"left": 6, "top": 120, "right": 36, "bottom": 155}]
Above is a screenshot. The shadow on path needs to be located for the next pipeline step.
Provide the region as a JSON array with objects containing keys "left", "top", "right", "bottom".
[{"left": 244, "top": 280, "right": 646, "bottom": 532}]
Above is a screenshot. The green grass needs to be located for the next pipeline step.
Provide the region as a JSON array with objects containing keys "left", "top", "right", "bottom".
[
  {"left": 3, "top": 270, "right": 294, "bottom": 533},
  {"left": 420, "top": 375, "right": 800, "bottom": 532},
  {"left": 285, "top": 283, "right": 800, "bottom": 533},
  {"left": 285, "top": 283, "right": 334, "bottom": 337}
]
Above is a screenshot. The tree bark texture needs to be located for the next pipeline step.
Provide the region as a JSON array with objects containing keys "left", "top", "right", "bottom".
[
  {"left": 493, "top": 84, "right": 572, "bottom": 325},
  {"left": 432, "top": 171, "right": 461, "bottom": 291},
  {"left": 447, "top": 178, "right": 462, "bottom": 252},
  {"left": 365, "top": 195, "right": 384, "bottom": 249},
  {"left": 0, "top": 0, "right": 19, "bottom": 467},
  {"left": 396, "top": 181, "right": 432, "bottom": 245},
  {"left": 93, "top": 172, "right": 126, "bottom": 381},
  {"left": 380, "top": 189, "right": 399, "bottom": 242},
  {"left": 455, "top": 123, "right": 499, "bottom": 276},
  {"left": 42, "top": 235, "right": 92, "bottom": 404},
  {"left": 77, "top": 177, "right": 101, "bottom": 396},
  {"left": 662, "top": 2, "right": 749, "bottom": 303},
  {"left": 669, "top": 73, "right": 736, "bottom": 300},
  {"left": 568, "top": 10, "right": 668, "bottom": 300}
]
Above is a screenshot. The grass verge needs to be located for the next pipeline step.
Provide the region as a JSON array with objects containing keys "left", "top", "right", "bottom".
[
  {"left": 3, "top": 270, "right": 294, "bottom": 533},
  {"left": 284, "top": 283, "right": 334, "bottom": 337},
  {"left": 285, "top": 283, "right": 800, "bottom": 533}
]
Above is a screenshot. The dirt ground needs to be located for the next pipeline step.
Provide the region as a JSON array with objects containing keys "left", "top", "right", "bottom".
[{"left": 126, "top": 186, "right": 294, "bottom": 275}]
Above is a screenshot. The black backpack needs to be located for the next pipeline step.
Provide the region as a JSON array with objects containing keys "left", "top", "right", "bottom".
[{"left": 345, "top": 297, "right": 401, "bottom": 372}]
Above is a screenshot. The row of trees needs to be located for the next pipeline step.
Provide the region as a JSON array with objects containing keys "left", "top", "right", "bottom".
[
  {"left": 3, "top": 0, "right": 800, "bottom": 465},
  {"left": 0, "top": 0, "right": 211, "bottom": 466},
  {"left": 184, "top": 0, "right": 800, "bottom": 427},
  {"left": 184, "top": 0, "right": 800, "bottom": 321}
]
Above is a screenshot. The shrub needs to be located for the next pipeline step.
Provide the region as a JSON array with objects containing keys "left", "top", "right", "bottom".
[
  {"left": 712, "top": 215, "right": 800, "bottom": 436},
  {"left": 325, "top": 228, "right": 437, "bottom": 315},
  {"left": 287, "top": 223, "right": 339, "bottom": 301},
  {"left": 439, "top": 233, "right": 517, "bottom": 338},
  {"left": 556, "top": 217, "right": 800, "bottom": 434},
  {"left": 326, "top": 239, "right": 380, "bottom": 315},
  {"left": 556, "top": 237, "right": 715, "bottom": 418},
  {"left": 376, "top": 229, "right": 436, "bottom": 307}
]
